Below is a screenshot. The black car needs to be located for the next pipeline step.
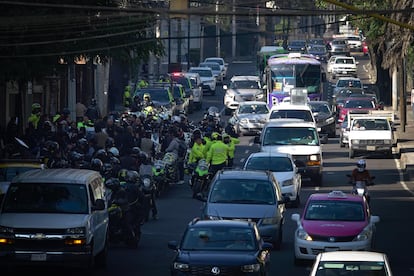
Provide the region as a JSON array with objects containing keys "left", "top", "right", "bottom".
[
  {"left": 287, "top": 40, "right": 307, "bottom": 53},
  {"left": 168, "top": 219, "right": 272, "bottom": 275},
  {"left": 308, "top": 101, "right": 336, "bottom": 138},
  {"left": 306, "top": 45, "right": 328, "bottom": 62}
]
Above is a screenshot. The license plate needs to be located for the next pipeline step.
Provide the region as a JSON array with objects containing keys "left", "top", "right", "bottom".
[
  {"left": 31, "top": 253, "right": 47, "bottom": 261},
  {"left": 324, "top": 247, "right": 339, "bottom": 252},
  {"left": 367, "top": 146, "right": 376, "bottom": 151}
]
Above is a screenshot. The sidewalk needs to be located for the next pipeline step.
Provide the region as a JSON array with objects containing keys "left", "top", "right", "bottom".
[{"left": 392, "top": 103, "right": 414, "bottom": 179}]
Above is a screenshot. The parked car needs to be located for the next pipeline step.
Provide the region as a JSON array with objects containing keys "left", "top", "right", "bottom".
[
  {"left": 168, "top": 219, "right": 272, "bottom": 276},
  {"left": 188, "top": 67, "right": 217, "bottom": 95},
  {"left": 229, "top": 101, "right": 269, "bottom": 136},
  {"left": 0, "top": 168, "right": 108, "bottom": 268},
  {"left": 243, "top": 152, "right": 302, "bottom": 207},
  {"left": 223, "top": 75, "right": 264, "bottom": 115},
  {"left": 309, "top": 251, "right": 393, "bottom": 276},
  {"left": 291, "top": 190, "right": 380, "bottom": 265},
  {"left": 196, "top": 169, "right": 289, "bottom": 249}
]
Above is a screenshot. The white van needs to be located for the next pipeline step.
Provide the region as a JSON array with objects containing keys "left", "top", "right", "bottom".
[
  {"left": 0, "top": 168, "right": 108, "bottom": 268},
  {"left": 255, "top": 119, "right": 323, "bottom": 186}
]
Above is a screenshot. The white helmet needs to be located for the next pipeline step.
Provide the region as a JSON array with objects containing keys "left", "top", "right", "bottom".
[
  {"left": 357, "top": 159, "right": 366, "bottom": 172},
  {"left": 108, "top": 147, "right": 120, "bottom": 158}
]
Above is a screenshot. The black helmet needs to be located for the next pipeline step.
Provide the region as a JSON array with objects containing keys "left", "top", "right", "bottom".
[
  {"left": 139, "top": 152, "right": 149, "bottom": 164},
  {"left": 44, "top": 140, "right": 59, "bottom": 154},
  {"left": 109, "top": 156, "right": 120, "bottom": 165},
  {"left": 102, "top": 162, "right": 113, "bottom": 176},
  {"left": 131, "top": 146, "right": 141, "bottom": 156},
  {"left": 77, "top": 138, "right": 88, "bottom": 149},
  {"left": 90, "top": 158, "right": 103, "bottom": 172},
  {"left": 107, "top": 146, "right": 119, "bottom": 158},
  {"left": 69, "top": 151, "right": 84, "bottom": 163},
  {"left": 94, "top": 149, "right": 108, "bottom": 163},
  {"left": 105, "top": 177, "right": 121, "bottom": 192},
  {"left": 125, "top": 170, "right": 140, "bottom": 183},
  {"left": 62, "top": 108, "right": 70, "bottom": 116}
]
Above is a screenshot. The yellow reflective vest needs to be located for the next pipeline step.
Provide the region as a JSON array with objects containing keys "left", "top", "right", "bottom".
[{"left": 207, "top": 140, "right": 229, "bottom": 165}]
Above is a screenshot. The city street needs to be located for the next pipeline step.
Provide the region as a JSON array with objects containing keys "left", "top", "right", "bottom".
[{"left": 8, "top": 54, "right": 414, "bottom": 276}]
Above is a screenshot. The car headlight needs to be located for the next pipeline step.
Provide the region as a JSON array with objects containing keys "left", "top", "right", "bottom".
[
  {"left": 262, "top": 217, "right": 278, "bottom": 225},
  {"left": 309, "top": 155, "right": 320, "bottom": 161},
  {"left": 352, "top": 140, "right": 360, "bottom": 145},
  {"left": 383, "top": 139, "right": 392, "bottom": 145},
  {"left": 206, "top": 215, "right": 221, "bottom": 220},
  {"left": 241, "top": 263, "right": 261, "bottom": 272},
  {"left": 173, "top": 262, "right": 190, "bottom": 271},
  {"left": 256, "top": 93, "right": 264, "bottom": 99},
  {"left": 325, "top": 117, "right": 335, "bottom": 124},
  {"left": 297, "top": 228, "right": 313, "bottom": 241},
  {"left": 240, "top": 118, "right": 249, "bottom": 124},
  {"left": 281, "top": 179, "right": 293, "bottom": 187},
  {"left": 66, "top": 227, "right": 86, "bottom": 235},
  {"left": 354, "top": 226, "right": 373, "bottom": 241},
  {"left": 193, "top": 90, "right": 200, "bottom": 97}
]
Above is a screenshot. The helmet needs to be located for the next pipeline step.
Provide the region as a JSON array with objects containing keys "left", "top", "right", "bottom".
[
  {"left": 91, "top": 98, "right": 97, "bottom": 105},
  {"left": 94, "top": 149, "right": 108, "bottom": 163},
  {"left": 211, "top": 132, "right": 219, "bottom": 140},
  {"left": 139, "top": 152, "right": 149, "bottom": 164},
  {"left": 102, "top": 162, "right": 113, "bottom": 176},
  {"left": 105, "top": 177, "right": 121, "bottom": 192},
  {"left": 172, "top": 115, "right": 181, "bottom": 123},
  {"left": 90, "top": 158, "right": 103, "bottom": 172},
  {"left": 118, "top": 168, "right": 128, "bottom": 182},
  {"left": 109, "top": 156, "right": 120, "bottom": 165},
  {"left": 143, "top": 93, "right": 151, "bottom": 101},
  {"left": 105, "top": 137, "right": 115, "bottom": 149},
  {"left": 125, "top": 170, "right": 140, "bottom": 183},
  {"left": 108, "top": 147, "right": 119, "bottom": 158},
  {"left": 32, "top": 103, "right": 41, "bottom": 109},
  {"left": 357, "top": 159, "right": 366, "bottom": 172},
  {"left": 62, "top": 108, "right": 70, "bottom": 116},
  {"left": 131, "top": 146, "right": 142, "bottom": 156},
  {"left": 44, "top": 140, "right": 59, "bottom": 154}
]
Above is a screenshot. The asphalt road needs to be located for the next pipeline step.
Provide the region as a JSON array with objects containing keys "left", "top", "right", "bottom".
[{"left": 10, "top": 54, "right": 414, "bottom": 276}]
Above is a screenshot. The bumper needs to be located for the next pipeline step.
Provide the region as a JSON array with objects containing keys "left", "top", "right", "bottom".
[
  {"left": 350, "top": 145, "right": 392, "bottom": 153},
  {"left": 237, "top": 123, "right": 265, "bottom": 135},
  {"left": 332, "top": 69, "right": 357, "bottom": 76},
  {"left": 258, "top": 224, "right": 282, "bottom": 244},
  {"left": 281, "top": 185, "right": 299, "bottom": 201},
  {"left": 202, "top": 83, "right": 215, "bottom": 92},
  {"left": 294, "top": 238, "right": 372, "bottom": 260}
]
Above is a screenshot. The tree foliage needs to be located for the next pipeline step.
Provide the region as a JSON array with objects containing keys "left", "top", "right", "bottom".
[{"left": 0, "top": 0, "right": 164, "bottom": 81}]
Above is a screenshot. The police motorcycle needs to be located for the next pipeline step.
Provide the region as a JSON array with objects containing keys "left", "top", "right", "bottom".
[
  {"left": 105, "top": 177, "right": 141, "bottom": 248},
  {"left": 190, "top": 159, "right": 211, "bottom": 198},
  {"left": 152, "top": 155, "right": 168, "bottom": 197},
  {"left": 138, "top": 153, "right": 158, "bottom": 221},
  {"left": 162, "top": 151, "right": 179, "bottom": 184}
]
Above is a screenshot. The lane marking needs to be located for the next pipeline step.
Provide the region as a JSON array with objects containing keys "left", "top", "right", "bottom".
[{"left": 395, "top": 158, "right": 414, "bottom": 196}]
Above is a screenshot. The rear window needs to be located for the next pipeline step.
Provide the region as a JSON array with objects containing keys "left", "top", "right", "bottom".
[
  {"left": 2, "top": 183, "right": 89, "bottom": 214},
  {"left": 269, "top": 109, "right": 313, "bottom": 122},
  {"left": 245, "top": 156, "right": 293, "bottom": 172},
  {"left": 335, "top": 58, "right": 355, "bottom": 64},
  {"left": 263, "top": 127, "right": 319, "bottom": 146}
]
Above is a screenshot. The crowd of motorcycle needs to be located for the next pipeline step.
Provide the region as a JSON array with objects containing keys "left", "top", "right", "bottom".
[{"left": 1, "top": 99, "right": 233, "bottom": 249}]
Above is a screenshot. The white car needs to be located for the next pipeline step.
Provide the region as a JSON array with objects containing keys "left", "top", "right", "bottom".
[
  {"left": 230, "top": 101, "right": 269, "bottom": 136},
  {"left": 243, "top": 152, "right": 302, "bottom": 207},
  {"left": 188, "top": 67, "right": 217, "bottom": 95},
  {"left": 184, "top": 72, "right": 203, "bottom": 110},
  {"left": 268, "top": 102, "right": 317, "bottom": 126},
  {"left": 223, "top": 75, "right": 263, "bottom": 115},
  {"left": 199, "top": 62, "right": 223, "bottom": 83},
  {"left": 309, "top": 251, "right": 393, "bottom": 276},
  {"left": 204, "top": 57, "right": 228, "bottom": 79},
  {"left": 327, "top": 55, "right": 358, "bottom": 79}
]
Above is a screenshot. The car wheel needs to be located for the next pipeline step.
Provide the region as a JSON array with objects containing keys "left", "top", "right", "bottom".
[
  {"left": 340, "top": 141, "right": 345, "bottom": 148},
  {"left": 95, "top": 235, "right": 108, "bottom": 269},
  {"left": 349, "top": 149, "right": 355, "bottom": 159}
]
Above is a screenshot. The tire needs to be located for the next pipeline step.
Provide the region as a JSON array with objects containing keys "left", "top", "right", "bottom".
[
  {"left": 340, "top": 142, "right": 345, "bottom": 148},
  {"left": 192, "top": 179, "right": 202, "bottom": 198},
  {"left": 349, "top": 149, "right": 355, "bottom": 159}
]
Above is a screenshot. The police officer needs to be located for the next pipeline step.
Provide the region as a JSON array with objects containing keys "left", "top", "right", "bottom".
[
  {"left": 123, "top": 86, "right": 132, "bottom": 108},
  {"left": 206, "top": 133, "right": 229, "bottom": 176},
  {"left": 223, "top": 132, "right": 239, "bottom": 168}
]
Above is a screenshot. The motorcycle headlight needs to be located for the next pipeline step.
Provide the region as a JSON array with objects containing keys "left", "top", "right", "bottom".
[
  {"left": 143, "top": 178, "right": 151, "bottom": 188},
  {"left": 297, "top": 228, "right": 312, "bottom": 241}
]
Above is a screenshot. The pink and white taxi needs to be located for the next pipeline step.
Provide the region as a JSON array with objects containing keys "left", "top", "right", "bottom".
[{"left": 291, "top": 190, "right": 380, "bottom": 265}]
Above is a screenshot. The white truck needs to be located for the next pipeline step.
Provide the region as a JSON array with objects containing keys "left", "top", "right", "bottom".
[{"left": 347, "top": 111, "right": 395, "bottom": 158}]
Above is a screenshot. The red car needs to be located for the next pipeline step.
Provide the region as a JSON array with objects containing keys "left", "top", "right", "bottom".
[
  {"left": 337, "top": 97, "right": 377, "bottom": 123},
  {"left": 362, "top": 41, "right": 369, "bottom": 56}
]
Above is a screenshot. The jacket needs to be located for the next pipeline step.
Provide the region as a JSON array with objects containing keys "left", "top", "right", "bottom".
[
  {"left": 207, "top": 140, "right": 229, "bottom": 165},
  {"left": 188, "top": 142, "right": 205, "bottom": 164}
]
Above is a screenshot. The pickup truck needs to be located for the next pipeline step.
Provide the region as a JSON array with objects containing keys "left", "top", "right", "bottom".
[{"left": 348, "top": 113, "right": 395, "bottom": 159}]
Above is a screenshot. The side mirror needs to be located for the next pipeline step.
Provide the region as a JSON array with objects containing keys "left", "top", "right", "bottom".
[{"left": 92, "top": 199, "right": 105, "bottom": 211}]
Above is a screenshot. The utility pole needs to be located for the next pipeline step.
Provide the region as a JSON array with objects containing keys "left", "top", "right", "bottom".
[
  {"left": 216, "top": 1, "right": 220, "bottom": 57},
  {"left": 232, "top": 0, "right": 236, "bottom": 58}
]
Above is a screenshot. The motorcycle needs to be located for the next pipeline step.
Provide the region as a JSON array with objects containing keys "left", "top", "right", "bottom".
[
  {"left": 139, "top": 173, "right": 157, "bottom": 222},
  {"left": 152, "top": 159, "right": 168, "bottom": 197},
  {"left": 162, "top": 152, "right": 179, "bottom": 183},
  {"left": 191, "top": 159, "right": 212, "bottom": 198},
  {"left": 347, "top": 174, "right": 375, "bottom": 203}
]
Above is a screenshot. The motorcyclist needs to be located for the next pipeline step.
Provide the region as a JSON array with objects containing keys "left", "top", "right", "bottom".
[
  {"left": 138, "top": 152, "right": 158, "bottom": 220},
  {"left": 351, "top": 159, "right": 373, "bottom": 185},
  {"left": 188, "top": 134, "right": 205, "bottom": 186},
  {"left": 222, "top": 132, "right": 239, "bottom": 168},
  {"left": 206, "top": 132, "right": 229, "bottom": 176},
  {"left": 124, "top": 170, "right": 146, "bottom": 225}
]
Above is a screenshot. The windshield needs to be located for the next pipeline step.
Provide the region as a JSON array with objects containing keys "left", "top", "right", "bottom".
[
  {"left": 238, "top": 104, "right": 268, "bottom": 114},
  {"left": 137, "top": 89, "right": 170, "bottom": 102},
  {"left": 304, "top": 200, "right": 364, "bottom": 221},
  {"left": 315, "top": 261, "right": 387, "bottom": 276},
  {"left": 205, "top": 58, "right": 224, "bottom": 66},
  {"left": 181, "top": 226, "right": 256, "bottom": 251},
  {"left": 200, "top": 63, "right": 220, "bottom": 71},
  {"left": 269, "top": 109, "right": 314, "bottom": 122},
  {"left": 263, "top": 127, "right": 319, "bottom": 146},
  {"left": 244, "top": 156, "right": 293, "bottom": 172},
  {"left": 310, "top": 103, "right": 331, "bottom": 114},
  {"left": 270, "top": 64, "right": 321, "bottom": 94},
  {"left": 190, "top": 69, "right": 212, "bottom": 77},
  {"left": 172, "top": 86, "right": 182, "bottom": 99},
  {"left": 3, "top": 183, "right": 88, "bottom": 214},
  {"left": 209, "top": 179, "right": 275, "bottom": 204},
  {"left": 344, "top": 100, "right": 374, "bottom": 108},
  {"left": 230, "top": 80, "right": 260, "bottom": 89}
]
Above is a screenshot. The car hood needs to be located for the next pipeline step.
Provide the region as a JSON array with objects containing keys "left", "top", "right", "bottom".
[
  {"left": 236, "top": 113, "right": 268, "bottom": 121},
  {"left": 206, "top": 203, "right": 276, "bottom": 218},
  {"left": 199, "top": 77, "right": 214, "bottom": 82},
  {"left": 272, "top": 171, "right": 294, "bottom": 183},
  {"left": 261, "top": 145, "right": 320, "bottom": 155},
  {"left": 0, "top": 213, "right": 92, "bottom": 228},
  {"left": 177, "top": 250, "right": 258, "bottom": 265},
  {"left": 302, "top": 220, "right": 368, "bottom": 236}
]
